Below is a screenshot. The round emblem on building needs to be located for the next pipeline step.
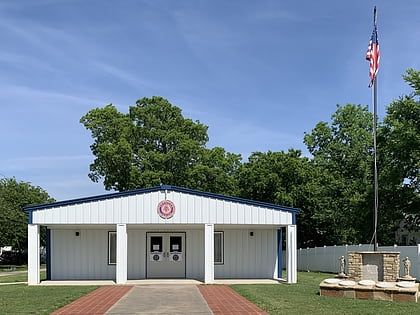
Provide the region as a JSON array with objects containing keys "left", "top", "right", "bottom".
[{"left": 157, "top": 200, "right": 175, "bottom": 219}]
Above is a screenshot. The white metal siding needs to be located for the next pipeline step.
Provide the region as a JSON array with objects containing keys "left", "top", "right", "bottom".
[
  {"left": 50, "top": 229, "right": 115, "bottom": 280},
  {"left": 127, "top": 230, "right": 146, "bottom": 279},
  {"left": 33, "top": 191, "right": 293, "bottom": 225},
  {"left": 215, "top": 229, "right": 277, "bottom": 278},
  {"left": 49, "top": 226, "right": 278, "bottom": 280},
  {"left": 186, "top": 229, "right": 204, "bottom": 279}
]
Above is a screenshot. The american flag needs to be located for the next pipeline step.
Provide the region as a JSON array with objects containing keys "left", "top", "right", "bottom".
[{"left": 366, "top": 8, "right": 380, "bottom": 88}]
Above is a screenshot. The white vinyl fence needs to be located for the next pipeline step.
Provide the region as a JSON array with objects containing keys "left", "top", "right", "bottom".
[{"left": 296, "top": 244, "right": 420, "bottom": 279}]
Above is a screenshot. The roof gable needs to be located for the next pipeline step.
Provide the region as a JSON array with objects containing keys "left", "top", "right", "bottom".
[
  {"left": 25, "top": 185, "right": 298, "bottom": 226},
  {"left": 24, "top": 185, "right": 299, "bottom": 213}
]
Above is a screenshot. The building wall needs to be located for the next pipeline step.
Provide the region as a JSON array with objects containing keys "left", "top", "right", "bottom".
[
  {"left": 50, "top": 226, "right": 278, "bottom": 280},
  {"left": 215, "top": 228, "right": 278, "bottom": 278},
  {"left": 50, "top": 229, "right": 115, "bottom": 280},
  {"left": 127, "top": 229, "right": 146, "bottom": 279}
]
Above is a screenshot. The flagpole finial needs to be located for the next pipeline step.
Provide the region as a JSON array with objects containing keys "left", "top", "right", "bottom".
[{"left": 374, "top": 6, "right": 377, "bottom": 25}]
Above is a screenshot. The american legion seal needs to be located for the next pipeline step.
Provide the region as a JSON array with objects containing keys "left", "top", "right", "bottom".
[{"left": 157, "top": 200, "right": 175, "bottom": 219}]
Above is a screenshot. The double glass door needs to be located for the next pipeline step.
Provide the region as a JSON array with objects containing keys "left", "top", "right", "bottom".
[{"left": 146, "top": 232, "right": 185, "bottom": 278}]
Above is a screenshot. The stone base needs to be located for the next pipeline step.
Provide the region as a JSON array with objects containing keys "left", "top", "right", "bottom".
[
  {"left": 335, "top": 274, "right": 349, "bottom": 279},
  {"left": 320, "top": 281, "right": 419, "bottom": 303},
  {"left": 397, "top": 276, "right": 416, "bottom": 282}
]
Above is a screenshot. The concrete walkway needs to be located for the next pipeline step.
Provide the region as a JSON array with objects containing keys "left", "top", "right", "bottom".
[
  {"left": 52, "top": 284, "right": 268, "bottom": 314},
  {"left": 107, "top": 285, "right": 212, "bottom": 314}
]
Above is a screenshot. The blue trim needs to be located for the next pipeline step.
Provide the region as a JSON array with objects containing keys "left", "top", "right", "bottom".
[
  {"left": 28, "top": 211, "right": 33, "bottom": 224},
  {"left": 292, "top": 212, "right": 297, "bottom": 225},
  {"left": 46, "top": 228, "right": 51, "bottom": 280},
  {"left": 277, "top": 229, "right": 283, "bottom": 278},
  {"left": 24, "top": 185, "right": 300, "bottom": 214}
]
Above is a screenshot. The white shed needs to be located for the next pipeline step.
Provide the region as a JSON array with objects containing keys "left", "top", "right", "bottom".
[{"left": 25, "top": 185, "right": 299, "bottom": 285}]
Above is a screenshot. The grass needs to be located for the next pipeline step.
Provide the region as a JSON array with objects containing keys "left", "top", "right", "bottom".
[
  {"left": 0, "top": 271, "right": 46, "bottom": 283},
  {"left": 0, "top": 264, "right": 46, "bottom": 272},
  {"left": 0, "top": 269, "right": 98, "bottom": 314},
  {"left": 0, "top": 270, "right": 419, "bottom": 314},
  {"left": 231, "top": 271, "right": 420, "bottom": 315},
  {"left": 0, "top": 285, "right": 99, "bottom": 315},
  {"left": 0, "top": 265, "right": 27, "bottom": 272}
]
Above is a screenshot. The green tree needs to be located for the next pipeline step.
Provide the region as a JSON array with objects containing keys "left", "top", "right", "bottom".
[
  {"left": 379, "top": 69, "right": 420, "bottom": 241},
  {"left": 81, "top": 96, "right": 241, "bottom": 193},
  {"left": 186, "top": 146, "right": 241, "bottom": 195},
  {"left": 304, "top": 104, "right": 374, "bottom": 245},
  {"left": 0, "top": 178, "right": 54, "bottom": 257},
  {"left": 235, "top": 149, "right": 324, "bottom": 247}
]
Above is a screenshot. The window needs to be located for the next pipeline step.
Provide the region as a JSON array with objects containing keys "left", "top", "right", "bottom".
[
  {"left": 214, "top": 231, "right": 224, "bottom": 264},
  {"left": 108, "top": 231, "right": 116, "bottom": 265},
  {"left": 150, "top": 236, "right": 162, "bottom": 252}
]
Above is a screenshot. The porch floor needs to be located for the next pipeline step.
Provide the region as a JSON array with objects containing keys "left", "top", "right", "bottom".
[{"left": 40, "top": 278, "right": 286, "bottom": 286}]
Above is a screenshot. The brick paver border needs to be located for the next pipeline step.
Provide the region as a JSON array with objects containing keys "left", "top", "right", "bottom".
[
  {"left": 198, "top": 285, "right": 268, "bottom": 314},
  {"left": 51, "top": 286, "right": 133, "bottom": 315}
]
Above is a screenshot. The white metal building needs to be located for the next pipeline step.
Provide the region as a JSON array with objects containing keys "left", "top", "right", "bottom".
[{"left": 25, "top": 185, "right": 299, "bottom": 285}]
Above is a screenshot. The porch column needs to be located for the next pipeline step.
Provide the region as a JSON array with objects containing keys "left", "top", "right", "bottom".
[
  {"left": 116, "top": 224, "right": 127, "bottom": 284},
  {"left": 28, "top": 224, "right": 40, "bottom": 285},
  {"left": 286, "top": 224, "right": 297, "bottom": 283},
  {"left": 204, "top": 223, "right": 214, "bottom": 283},
  {"left": 277, "top": 228, "right": 283, "bottom": 278}
]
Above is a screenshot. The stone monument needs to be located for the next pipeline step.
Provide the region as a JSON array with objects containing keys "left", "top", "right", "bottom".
[
  {"left": 336, "top": 255, "right": 348, "bottom": 278},
  {"left": 398, "top": 256, "right": 416, "bottom": 282},
  {"left": 319, "top": 251, "right": 419, "bottom": 302}
]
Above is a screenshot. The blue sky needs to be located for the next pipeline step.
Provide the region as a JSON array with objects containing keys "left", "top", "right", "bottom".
[{"left": 1, "top": 0, "right": 419, "bottom": 201}]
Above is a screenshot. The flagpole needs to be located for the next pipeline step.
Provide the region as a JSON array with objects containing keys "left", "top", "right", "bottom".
[
  {"left": 371, "top": 6, "right": 379, "bottom": 252},
  {"left": 373, "top": 76, "right": 378, "bottom": 252}
]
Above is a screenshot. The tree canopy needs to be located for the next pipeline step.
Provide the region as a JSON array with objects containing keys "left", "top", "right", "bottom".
[
  {"left": 0, "top": 178, "right": 54, "bottom": 253},
  {"left": 378, "top": 69, "right": 420, "bottom": 240},
  {"left": 81, "top": 96, "right": 241, "bottom": 194},
  {"left": 303, "top": 104, "right": 374, "bottom": 245}
]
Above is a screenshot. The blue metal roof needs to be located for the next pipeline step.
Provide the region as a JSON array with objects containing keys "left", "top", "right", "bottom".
[{"left": 24, "top": 185, "right": 299, "bottom": 214}]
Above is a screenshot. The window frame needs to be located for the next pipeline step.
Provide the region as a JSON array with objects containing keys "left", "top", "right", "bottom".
[
  {"left": 214, "top": 231, "right": 224, "bottom": 265},
  {"left": 108, "top": 231, "right": 116, "bottom": 265}
]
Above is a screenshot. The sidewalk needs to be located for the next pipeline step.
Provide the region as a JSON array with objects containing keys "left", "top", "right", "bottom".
[
  {"left": 106, "top": 285, "right": 212, "bottom": 314},
  {"left": 52, "top": 284, "right": 268, "bottom": 314}
]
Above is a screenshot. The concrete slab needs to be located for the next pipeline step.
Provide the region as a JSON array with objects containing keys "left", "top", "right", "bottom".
[
  {"left": 105, "top": 285, "right": 212, "bottom": 314},
  {"left": 126, "top": 279, "right": 203, "bottom": 285},
  {"left": 214, "top": 278, "right": 285, "bottom": 285},
  {"left": 38, "top": 278, "right": 285, "bottom": 286},
  {"left": 40, "top": 280, "right": 117, "bottom": 286}
]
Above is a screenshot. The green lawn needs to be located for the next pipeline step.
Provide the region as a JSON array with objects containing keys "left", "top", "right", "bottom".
[
  {"left": 0, "top": 264, "right": 46, "bottom": 272},
  {"left": 231, "top": 271, "right": 420, "bottom": 315},
  {"left": 0, "top": 270, "right": 98, "bottom": 314},
  {"left": 0, "top": 271, "right": 418, "bottom": 314},
  {"left": 0, "top": 285, "right": 99, "bottom": 315},
  {"left": 0, "top": 265, "right": 28, "bottom": 272},
  {"left": 0, "top": 270, "right": 46, "bottom": 283}
]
